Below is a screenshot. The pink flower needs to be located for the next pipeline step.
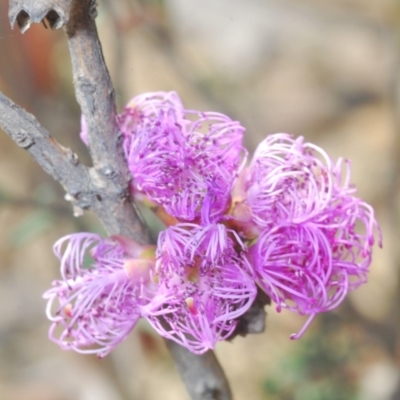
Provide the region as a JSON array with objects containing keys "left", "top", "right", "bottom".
[
  {"left": 44, "top": 234, "right": 157, "bottom": 357},
  {"left": 243, "top": 134, "right": 381, "bottom": 338},
  {"left": 144, "top": 223, "right": 257, "bottom": 354},
  {"left": 121, "top": 91, "right": 246, "bottom": 222}
]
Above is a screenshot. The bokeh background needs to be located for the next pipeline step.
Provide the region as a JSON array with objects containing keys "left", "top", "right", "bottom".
[{"left": 0, "top": 0, "right": 398, "bottom": 399}]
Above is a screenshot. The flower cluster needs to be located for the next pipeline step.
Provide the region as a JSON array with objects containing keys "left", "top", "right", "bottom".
[{"left": 45, "top": 91, "right": 381, "bottom": 357}]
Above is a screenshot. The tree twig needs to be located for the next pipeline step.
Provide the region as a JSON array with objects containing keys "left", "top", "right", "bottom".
[
  {"left": 1, "top": 0, "right": 234, "bottom": 398},
  {"left": 64, "top": 0, "right": 151, "bottom": 243},
  {"left": 166, "top": 341, "right": 232, "bottom": 400},
  {"left": 0, "top": 91, "right": 92, "bottom": 208}
]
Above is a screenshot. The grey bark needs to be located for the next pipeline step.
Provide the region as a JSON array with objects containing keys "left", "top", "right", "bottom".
[{"left": 1, "top": 1, "right": 235, "bottom": 399}]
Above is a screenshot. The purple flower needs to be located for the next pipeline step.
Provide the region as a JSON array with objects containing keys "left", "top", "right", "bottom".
[
  {"left": 121, "top": 91, "right": 246, "bottom": 222},
  {"left": 242, "top": 134, "right": 381, "bottom": 338},
  {"left": 44, "top": 234, "right": 157, "bottom": 357},
  {"left": 143, "top": 223, "right": 257, "bottom": 354}
]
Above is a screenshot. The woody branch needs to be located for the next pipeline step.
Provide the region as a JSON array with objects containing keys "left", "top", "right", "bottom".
[{"left": 1, "top": 0, "right": 232, "bottom": 399}]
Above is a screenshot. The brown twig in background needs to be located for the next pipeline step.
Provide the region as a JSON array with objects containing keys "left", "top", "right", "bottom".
[{"left": 1, "top": 0, "right": 233, "bottom": 399}]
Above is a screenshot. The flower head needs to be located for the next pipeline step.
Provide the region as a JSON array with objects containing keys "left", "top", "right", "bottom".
[
  {"left": 121, "top": 91, "right": 246, "bottom": 222},
  {"left": 245, "top": 135, "right": 382, "bottom": 338},
  {"left": 44, "top": 234, "right": 157, "bottom": 357},
  {"left": 144, "top": 223, "right": 257, "bottom": 354}
]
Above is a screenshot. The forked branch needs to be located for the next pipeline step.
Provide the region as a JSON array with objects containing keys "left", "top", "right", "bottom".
[{"left": 1, "top": 0, "right": 233, "bottom": 399}]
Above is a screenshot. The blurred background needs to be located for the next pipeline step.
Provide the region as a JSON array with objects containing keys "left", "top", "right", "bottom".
[{"left": 0, "top": 0, "right": 397, "bottom": 399}]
